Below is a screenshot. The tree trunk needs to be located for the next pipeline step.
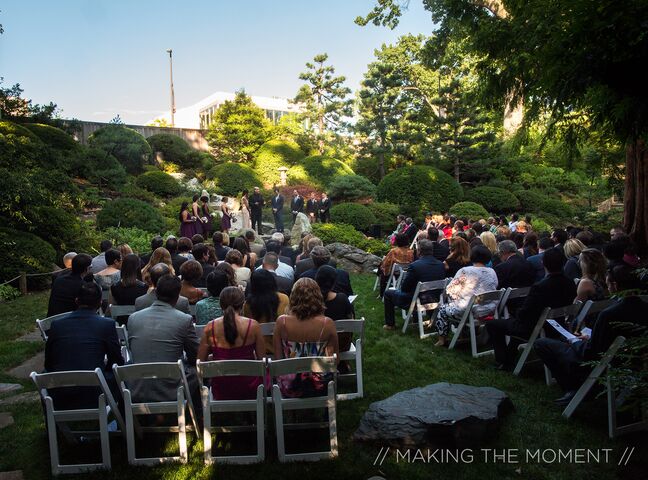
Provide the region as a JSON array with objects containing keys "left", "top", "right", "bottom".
[
  {"left": 318, "top": 115, "right": 325, "bottom": 155},
  {"left": 623, "top": 137, "right": 648, "bottom": 254}
]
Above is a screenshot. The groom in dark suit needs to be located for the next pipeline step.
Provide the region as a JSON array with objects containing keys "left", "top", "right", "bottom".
[
  {"left": 290, "top": 189, "right": 304, "bottom": 222},
  {"left": 271, "top": 187, "right": 285, "bottom": 233}
]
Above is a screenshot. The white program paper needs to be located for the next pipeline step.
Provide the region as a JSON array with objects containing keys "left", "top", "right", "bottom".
[
  {"left": 349, "top": 295, "right": 358, "bottom": 304},
  {"left": 547, "top": 319, "right": 580, "bottom": 343}
]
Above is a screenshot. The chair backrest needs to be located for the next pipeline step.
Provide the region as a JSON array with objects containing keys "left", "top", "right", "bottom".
[
  {"left": 334, "top": 318, "right": 365, "bottom": 344},
  {"left": 109, "top": 304, "right": 135, "bottom": 319},
  {"left": 194, "top": 324, "right": 205, "bottom": 339},
  {"left": 268, "top": 355, "right": 337, "bottom": 378},
  {"left": 418, "top": 279, "right": 448, "bottom": 293},
  {"left": 115, "top": 325, "right": 129, "bottom": 348},
  {"left": 498, "top": 286, "right": 531, "bottom": 317},
  {"left": 260, "top": 321, "right": 276, "bottom": 337},
  {"left": 113, "top": 361, "right": 182, "bottom": 384},
  {"left": 473, "top": 289, "right": 504, "bottom": 305},
  {"left": 36, "top": 312, "right": 72, "bottom": 341},
  {"left": 197, "top": 359, "right": 266, "bottom": 383},
  {"left": 546, "top": 302, "right": 583, "bottom": 320},
  {"left": 189, "top": 303, "right": 197, "bottom": 316}
]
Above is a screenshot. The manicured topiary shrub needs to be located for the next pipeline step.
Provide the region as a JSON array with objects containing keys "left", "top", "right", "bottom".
[
  {"left": 253, "top": 139, "right": 305, "bottom": 187},
  {"left": 366, "top": 202, "right": 401, "bottom": 235},
  {"left": 24, "top": 123, "right": 78, "bottom": 152},
  {"left": 96, "top": 198, "right": 165, "bottom": 233},
  {"left": 146, "top": 133, "right": 202, "bottom": 169},
  {"left": 449, "top": 201, "right": 489, "bottom": 220},
  {"left": 376, "top": 166, "right": 462, "bottom": 217},
  {"left": 89, "top": 125, "right": 152, "bottom": 174},
  {"left": 517, "top": 189, "right": 574, "bottom": 219},
  {"left": 311, "top": 223, "right": 390, "bottom": 256},
  {"left": 207, "top": 162, "right": 261, "bottom": 197},
  {"left": 466, "top": 186, "right": 520, "bottom": 214},
  {"left": 328, "top": 174, "right": 376, "bottom": 202},
  {"left": 135, "top": 170, "right": 183, "bottom": 197},
  {"left": 330, "top": 203, "right": 377, "bottom": 232},
  {"left": 0, "top": 227, "right": 56, "bottom": 290},
  {"left": 287, "top": 155, "right": 354, "bottom": 189},
  {"left": 0, "top": 120, "right": 46, "bottom": 169},
  {"left": 28, "top": 206, "right": 84, "bottom": 253}
]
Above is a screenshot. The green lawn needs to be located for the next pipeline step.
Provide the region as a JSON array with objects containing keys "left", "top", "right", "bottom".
[{"left": 0, "top": 276, "right": 644, "bottom": 479}]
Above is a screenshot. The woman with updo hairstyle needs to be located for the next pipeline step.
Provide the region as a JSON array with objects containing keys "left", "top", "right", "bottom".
[
  {"left": 225, "top": 249, "right": 251, "bottom": 286},
  {"left": 179, "top": 260, "right": 206, "bottom": 304},
  {"left": 316, "top": 264, "right": 353, "bottom": 354},
  {"left": 198, "top": 286, "right": 264, "bottom": 400}
]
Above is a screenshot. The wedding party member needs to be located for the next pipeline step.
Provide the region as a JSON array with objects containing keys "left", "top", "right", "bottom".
[
  {"left": 306, "top": 192, "right": 319, "bottom": 224},
  {"left": 319, "top": 192, "right": 331, "bottom": 223},
  {"left": 250, "top": 186, "right": 265, "bottom": 233},
  {"left": 192, "top": 195, "right": 204, "bottom": 235},
  {"left": 180, "top": 201, "right": 197, "bottom": 238},
  {"left": 271, "top": 186, "right": 285, "bottom": 233},
  {"left": 290, "top": 189, "right": 304, "bottom": 222},
  {"left": 220, "top": 196, "right": 232, "bottom": 234},
  {"left": 240, "top": 190, "right": 252, "bottom": 229},
  {"left": 200, "top": 195, "right": 212, "bottom": 238}
]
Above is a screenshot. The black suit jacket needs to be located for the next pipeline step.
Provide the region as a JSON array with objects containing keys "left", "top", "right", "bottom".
[
  {"left": 291, "top": 196, "right": 304, "bottom": 213},
  {"left": 271, "top": 194, "right": 284, "bottom": 212},
  {"left": 47, "top": 273, "right": 85, "bottom": 317},
  {"left": 431, "top": 241, "right": 449, "bottom": 262},
  {"left": 194, "top": 262, "right": 215, "bottom": 288},
  {"left": 319, "top": 198, "right": 331, "bottom": 213},
  {"left": 495, "top": 254, "right": 536, "bottom": 289},
  {"left": 306, "top": 199, "right": 319, "bottom": 214},
  {"left": 301, "top": 267, "right": 353, "bottom": 296},
  {"left": 250, "top": 193, "right": 264, "bottom": 214},
  {"left": 400, "top": 255, "right": 446, "bottom": 296},
  {"left": 171, "top": 253, "right": 188, "bottom": 275},
  {"left": 404, "top": 223, "right": 418, "bottom": 243}
]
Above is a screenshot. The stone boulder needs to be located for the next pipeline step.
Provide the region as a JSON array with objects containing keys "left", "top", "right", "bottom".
[
  {"left": 354, "top": 383, "right": 513, "bottom": 449},
  {"left": 325, "top": 242, "right": 381, "bottom": 274},
  {"left": 290, "top": 212, "right": 312, "bottom": 246}
]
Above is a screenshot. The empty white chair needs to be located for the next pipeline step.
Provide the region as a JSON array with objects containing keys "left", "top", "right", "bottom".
[
  {"left": 30, "top": 368, "right": 125, "bottom": 475},
  {"left": 269, "top": 356, "right": 338, "bottom": 462},
  {"left": 113, "top": 360, "right": 201, "bottom": 466},
  {"left": 197, "top": 359, "right": 267, "bottom": 464},
  {"left": 36, "top": 312, "right": 72, "bottom": 341},
  {"left": 335, "top": 319, "right": 365, "bottom": 400},
  {"left": 401, "top": 279, "right": 449, "bottom": 339},
  {"left": 372, "top": 267, "right": 380, "bottom": 292}
]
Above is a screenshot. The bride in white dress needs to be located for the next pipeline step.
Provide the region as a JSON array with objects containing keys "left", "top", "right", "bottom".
[{"left": 240, "top": 189, "right": 252, "bottom": 229}]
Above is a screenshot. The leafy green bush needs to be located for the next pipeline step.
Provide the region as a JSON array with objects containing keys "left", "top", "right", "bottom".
[
  {"left": 101, "top": 227, "right": 158, "bottom": 254},
  {"left": 147, "top": 133, "right": 202, "bottom": 169},
  {"left": 376, "top": 165, "right": 462, "bottom": 217},
  {"left": 466, "top": 186, "right": 520, "bottom": 213},
  {"left": 27, "top": 206, "right": 87, "bottom": 253},
  {"left": 96, "top": 198, "right": 165, "bottom": 233},
  {"left": 287, "top": 155, "right": 354, "bottom": 189},
  {"left": 207, "top": 162, "right": 261, "bottom": 197},
  {"left": 88, "top": 125, "right": 152, "bottom": 174},
  {"left": 449, "top": 201, "right": 490, "bottom": 220},
  {"left": 23, "top": 123, "right": 78, "bottom": 152},
  {"left": 70, "top": 147, "right": 128, "bottom": 189},
  {"left": 328, "top": 174, "right": 376, "bottom": 202},
  {"left": 135, "top": 170, "right": 183, "bottom": 197},
  {"left": 366, "top": 202, "right": 401, "bottom": 235},
  {"left": 330, "top": 203, "right": 377, "bottom": 232},
  {"left": 529, "top": 217, "right": 553, "bottom": 234},
  {"left": 312, "top": 223, "right": 389, "bottom": 256},
  {"left": 517, "top": 189, "right": 574, "bottom": 219},
  {"left": 0, "top": 284, "right": 20, "bottom": 302},
  {"left": 0, "top": 120, "right": 46, "bottom": 170},
  {"left": 0, "top": 227, "right": 56, "bottom": 290},
  {"left": 253, "top": 139, "right": 305, "bottom": 187}
]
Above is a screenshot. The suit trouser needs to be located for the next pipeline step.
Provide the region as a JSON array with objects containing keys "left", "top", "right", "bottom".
[
  {"left": 383, "top": 289, "right": 412, "bottom": 326},
  {"left": 534, "top": 338, "right": 587, "bottom": 392},
  {"left": 251, "top": 212, "right": 262, "bottom": 233},
  {"left": 274, "top": 210, "right": 284, "bottom": 232},
  {"left": 486, "top": 318, "right": 526, "bottom": 367}
]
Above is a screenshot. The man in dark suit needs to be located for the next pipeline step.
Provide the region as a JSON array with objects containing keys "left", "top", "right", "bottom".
[
  {"left": 259, "top": 253, "right": 293, "bottom": 295},
  {"left": 319, "top": 192, "right": 331, "bottom": 223},
  {"left": 486, "top": 247, "right": 577, "bottom": 370},
  {"left": 44, "top": 281, "right": 123, "bottom": 408},
  {"left": 165, "top": 236, "right": 187, "bottom": 274},
  {"left": 140, "top": 236, "right": 163, "bottom": 268},
  {"left": 306, "top": 192, "right": 319, "bottom": 224},
  {"left": 534, "top": 265, "right": 648, "bottom": 405},
  {"left": 383, "top": 240, "right": 446, "bottom": 329},
  {"left": 300, "top": 246, "right": 353, "bottom": 296},
  {"left": 191, "top": 243, "right": 215, "bottom": 288},
  {"left": 250, "top": 186, "right": 265, "bottom": 234},
  {"left": 47, "top": 253, "right": 93, "bottom": 317},
  {"left": 290, "top": 189, "right": 304, "bottom": 223},
  {"left": 526, "top": 236, "right": 554, "bottom": 283},
  {"left": 271, "top": 187, "right": 285, "bottom": 233},
  {"left": 427, "top": 227, "right": 449, "bottom": 262},
  {"left": 495, "top": 240, "right": 537, "bottom": 318}
]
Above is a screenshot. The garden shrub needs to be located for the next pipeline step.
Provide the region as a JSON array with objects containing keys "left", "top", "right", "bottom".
[
  {"left": 135, "top": 170, "right": 183, "bottom": 197},
  {"left": 0, "top": 120, "right": 47, "bottom": 169},
  {"left": 287, "top": 155, "right": 354, "bottom": 189},
  {"left": 253, "top": 139, "right": 305, "bottom": 187},
  {"left": 328, "top": 174, "right": 376, "bottom": 202},
  {"left": 330, "top": 203, "right": 377, "bottom": 232},
  {"left": 207, "top": 163, "right": 261, "bottom": 197},
  {"left": 88, "top": 125, "right": 152, "bottom": 174},
  {"left": 24, "top": 123, "right": 78, "bottom": 152},
  {"left": 0, "top": 227, "right": 56, "bottom": 289},
  {"left": 529, "top": 217, "right": 553, "bottom": 234},
  {"left": 70, "top": 147, "right": 128, "bottom": 190},
  {"left": 466, "top": 186, "right": 520, "bottom": 213},
  {"left": 117, "top": 181, "right": 159, "bottom": 204},
  {"left": 517, "top": 189, "right": 574, "bottom": 219},
  {"left": 147, "top": 133, "right": 202, "bottom": 169},
  {"left": 376, "top": 165, "right": 462, "bottom": 217},
  {"left": 366, "top": 202, "right": 401, "bottom": 235},
  {"left": 449, "top": 201, "right": 489, "bottom": 220},
  {"left": 96, "top": 198, "right": 165, "bottom": 233},
  {"left": 312, "top": 223, "right": 390, "bottom": 256},
  {"left": 27, "top": 206, "right": 86, "bottom": 253},
  {"left": 101, "top": 227, "right": 161, "bottom": 254},
  {"left": 0, "top": 284, "right": 20, "bottom": 302}
]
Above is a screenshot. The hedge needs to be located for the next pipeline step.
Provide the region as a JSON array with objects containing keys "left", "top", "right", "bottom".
[
  {"left": 207, "top": 163, "right": 261, "bottom": 197},
  {"left": 88, "top": 125, "right": 152, "bottom": 174},
  {"left": 0, "top": 227, "right": 56, "bottom": 290},
  {"left": 449, "top": 201, "right": 489, "bottom": 220},
  {"left": 253, "top": 139, "right": 305, "bottom": 187},
  {"left": 24, "top": 123, "right": 78, "bottom": 152},
  {"left": 328, "top": 174, "right": 376, "bottom": 202},
  {"left": 330, "top": 203, "right": 377, "bottom": 232},
  {"left": 147, "top": 133, "right": 202, "bottom": 169},
  {"left": 376, "top": 165, "right": 462, "bottom": 217},
  {"left": 135, "top": 170, "right": 183, "bottom": 197},
  {"left": 465, "top": 186, "right": 520, "bottom": 213},
  {"left": 0, "top": 120, "right": 47, "bottom": 170},
  {"left": 96, "top": 198, "right": 165, "bottom": 233},
  {"left": 287, "top": 155, "right": 354, "bottom": 189},
  {"left": 311, "top": 223, "right": 390, "bottom": 256},
  {"left": 366, "top": 202, "right": 401, "bottom": 234},
  {"left": 517, "top": 189, "right": 574, "bottom": 219}
]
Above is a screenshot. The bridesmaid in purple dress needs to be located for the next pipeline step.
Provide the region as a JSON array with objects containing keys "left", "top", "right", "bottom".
[
  {"left": 220, "top": 197, "right": 232, "bottom": 233},
  {"left": 179, "top": 201, "right": 197, "bottom": 238}
]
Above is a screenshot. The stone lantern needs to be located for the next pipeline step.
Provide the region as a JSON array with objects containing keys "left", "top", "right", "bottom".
[{"left": 278, "top": 166, "right": 289, "bottom": 186}]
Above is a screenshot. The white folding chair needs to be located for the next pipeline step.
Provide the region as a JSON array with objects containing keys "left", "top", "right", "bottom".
[
  {"left": 114, "top": 325, "right": 131, "bottom": 363},
  {"left": 372, "top": 267, "right": 380, "bottom": 292},
  {"left": 109, "top": 304, "right": 135, "bottom": 321},
  {"left": 197, "top": 359, "right": 267, "bottom": 464},
  {"left": 30, "top": 368, "right": 125, "bottom": 475},
  {"left": 513, "top": 303, "right": 583, "bottom": 382},
  {"left": 382, "top": 263, "right": 409, "bottom": 300},
  {"left": 335, "top": 319, "right": 364, "bottom": 401},
  {"left": 189, "top": 303, "right": 198, "bottom": 317},
  {"left": 260, "top": 322, "right": 276, "bottom": 337},
  {"left": 401, "top": 279, "right": 449, "bottom": 339},
  {"left": 113, "top": 360, "right": 201, "bottom": 466},
  {"left": 448, "top": 290, "right": 505, "bottom": 358},
  {"left": 498, "top": 287, "right": 531, "bottom": 320},
  {"left": 36, "top": 312, "right": 72, "bottom": 341},
  {"left": 572, "top": 298, "right": 617, "bottom": 333},
  {"left": 194, "top": 324, "right": 206, "bottom": 339},
  {"left": 268, "top": 356, "right": 338, "bottom": 462}
]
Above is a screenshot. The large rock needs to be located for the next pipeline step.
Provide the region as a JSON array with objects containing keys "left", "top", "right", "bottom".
[
  {"left": 354, "top": 383, "right": 513, "bottom": 448},
  {"left": 326, "top": 242, "right": 381, "bottom": 274},
  {"left": 290, "top": 212, "right": 312, "bottom": 246}
]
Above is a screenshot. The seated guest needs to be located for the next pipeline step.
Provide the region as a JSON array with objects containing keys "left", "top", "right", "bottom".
[
  {"left": 179, "top": 260, "right": 206, "bottom": 304},
  {"left": 195, "top": 270, "right": 230, "bottom": 325},
  {"left": 575, "top": 230, "right": 594, "bottom": 247},
  {"left": 428, "top": 227, "right": 450, "bottom": 262},
  {"left": 273, "top": 278, "right": 339, "bottom": 397},
  {"left": 206, "top": 244, "right": 218, "bottom": 266},
  {"left": 141, "top": 247, "right": 175, "bottom": 286},
  {"left": 191, "top": 243, "right": 215, "bottom": 288},
  {"left": 44, "top": 282, "right": 123, "bottom": 408},
  {"left": 522, "top": 232, "right": 539, "bottom": 258},
  {"left": 94, "top": 248, "right": 122, "bottom": 292},
  {"left": 178, "top": 237, "right": 195, "bottom": 260},
  {"left": 383, "top": 240, "right": 446, "bottom": 330},
  {"left": 52, "top": 251, "right": 77, "bottom": 281},
  {"left": 48, "top": 253, "right": 93, "bottom": 316},
  {"left": 316, "top": 265, "right": 353, "bottom": 322},
  {"left": 233, "top": 236, "right": 257, "bottom": 270},
  {"left": 119, "top": 244, "right": 133, "bottom": 258},
  {"left": 244, "top": 269, "right": 289, "bottom": 353},
  {"left": 90, "top": 239, "right": 113, "bottom": 274},
  {"left": 128, "top": 275, "right": 200, "bottom": 402},
  {"left": 444, "top": 236, "right": 471, "bottom": 277},
  {"left": 140, "top": 236, "right": 163, "bottom": 268},
  {"left": 603, "top": 237, "right": 634, "bottom": 271},
  {"left": 434, "top": 246, "right": 499, "bottom": 347},
  {"left": 300, "top": 246, "right": 353, "bottom": 297},
  {"left": 135, "top": 263, "right": 190, "bottom": 314},
  {"left": 257, "top": 253, "right": 293, "bottom": 295},
  {"left": 378, "top": 233, "right": 413, "bottom": 295},
  {"left": 277, "top": 232, "right": 297, "bottom": 266},
  {"left": 191, "top": 234, "right": 204, "bottom": 245},
  {"left": 197, "top": 287, "right": 265, "bottom": 400},
  {"left": 575, "top": 248, "right": 608, "bottom": 302},
  {"left": 166, "top": 236, "right": 188, "bottom": 274},
  {"left": 225, "top": 249, "right": 252, "bottom": 287},
  {"left": 295, "top": 236, "right": 322, "bottom": 274},
  {"left": 212, "top": 232, "right": 231, "bottom": 261},
  {"left": 551, "top": 228, "right": 569, "bottom": 252},
  {"left": 403, "top": 217, "right": 418, "bottom": 244},
  {"left": 257, "top": 241, "right": 294, "bottom": 280},
  {"left": 527, "top": 236, "right": 555, "bottom": 283},
  {"left": 110, "top": 254, "right": 148, "bottom": 325},
  {"left": 214, "top": 261, "right": 238, "bottom": 288},
  {"left": 494, "top": 240, "right": 536, "bottom": 290},
  {"left": 486, "top": 248, "right": 577, "bottom": 370},
  {"left": 534, "top": 265, "right": 648, "bottom": 406},
  {"left": 563, "top": 238, "right": 586, "bottom": 281},
  {"left": 244, "top": 229, "right": 265, "bottom": 258}
]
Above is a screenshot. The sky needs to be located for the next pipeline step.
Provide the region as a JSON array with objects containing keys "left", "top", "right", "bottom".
[{"left": 1, "top": 0, "right": 435, "bottom": 125}]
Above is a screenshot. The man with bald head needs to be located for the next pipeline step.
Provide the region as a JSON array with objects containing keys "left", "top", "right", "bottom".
[{"left": 134, "top": 263, "right": 191, "bottom": 313}]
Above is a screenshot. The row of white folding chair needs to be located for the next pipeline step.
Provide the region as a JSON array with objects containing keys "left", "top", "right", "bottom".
[
  {"left": 30, "top": 368, "right": 126, "bottom": 475},
  {"left": 197, "top": 355, "right": 338, "bottom": 463},
  {"left": 382, "top": 262, "right": 409, "bottom": 300},
  {"left": 36, "top": 312, "right": 71, "bottom": 341},
  {"left": 401, "top": 279, "right": 452, "bottom": 339},
  {"left": 497, "top": 286, "right": 532, "bottom": 319}
]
